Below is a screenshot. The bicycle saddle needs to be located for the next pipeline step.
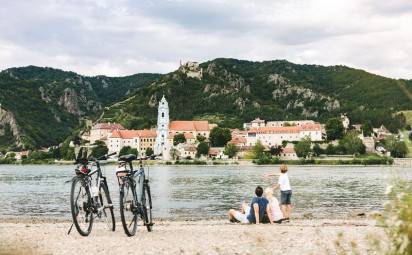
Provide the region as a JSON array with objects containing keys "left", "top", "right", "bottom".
[{"left": 118, "top": 154, "right": 137, "bottom": 162}]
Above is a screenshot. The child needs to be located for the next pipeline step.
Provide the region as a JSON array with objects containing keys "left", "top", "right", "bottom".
[{"left": 264, "top": 164, "right": 292, "bottom": 222}]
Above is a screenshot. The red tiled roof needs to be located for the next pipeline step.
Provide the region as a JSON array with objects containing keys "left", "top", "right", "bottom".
[
  {"left": 110, "top": 129, "right": 156, "bottom": 139},
  {"left": 170, "top": 121, "right": 210, "bottom": 131},
  {"left": 282, "top": 147, "right": 296, "bottom": 154},
  {"left": 168, "top": 132, "right": 195, "bottom": 139},
  {"left": 229, "top": 136, "right": 247, "bottom": 144}
]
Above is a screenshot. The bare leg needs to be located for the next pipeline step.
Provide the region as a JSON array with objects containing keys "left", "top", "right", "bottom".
[
  {"left": 287, "top": 205, "right": 292, "bottom": 218},
  {"left": 281, "top": 205, "right": 287, "bottom": 219},
  {"left": 228, "top": 209, "right": 236, "bottom": 221}
]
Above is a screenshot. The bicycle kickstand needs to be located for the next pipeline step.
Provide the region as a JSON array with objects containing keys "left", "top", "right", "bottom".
[{"left": 67, "top": 223, "right": 74, "bottom": 235}]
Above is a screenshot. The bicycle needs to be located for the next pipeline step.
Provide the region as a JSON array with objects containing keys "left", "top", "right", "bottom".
[
  {"left": 116, "top": 154, "right": 153, "bottom": 236},
  {"left": 68, "top": 151, "right": 116, "bottom": 236}
]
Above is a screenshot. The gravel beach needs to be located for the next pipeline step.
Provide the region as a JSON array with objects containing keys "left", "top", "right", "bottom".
[{"left": 0, "top": 219, "right": 383, "bottom": 255}]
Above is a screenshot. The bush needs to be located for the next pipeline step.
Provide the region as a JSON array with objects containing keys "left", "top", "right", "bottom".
[{"left": 371, "top": 178, "right": 412, "bottom": 254}]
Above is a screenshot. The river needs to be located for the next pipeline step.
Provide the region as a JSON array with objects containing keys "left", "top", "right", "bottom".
[{"left": 0, "top": 164, "right": 409, "bottom": 220}]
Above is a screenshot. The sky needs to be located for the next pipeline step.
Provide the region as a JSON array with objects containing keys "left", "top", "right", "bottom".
[{"left": 0, "top": 0, "right": 411, "bottom": 79}]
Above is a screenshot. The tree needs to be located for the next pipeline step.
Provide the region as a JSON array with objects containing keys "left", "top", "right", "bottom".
[
  {"left": 209, "top": 127, "right": 232, "bottom": 147},
  {"left": 173, "top": 133, "right": 186, "bottom": 146},
  {"left": 339, "top": 131, "right": 366, "bottom": 155},
  {"left": 295, "top": 137, "right": 312, "bottom": 159},
  {"left": 281, "top": 140, "right": 288, "bottom": 148},
  {"left": 325, "top": 144, "right": 335, "bottom": 155},
  {"left": 409, "top": 132, "right": 412, "bottom": 141},
  {"left": 91, "top": 141, "right": 109, "bottom": 158},
  {"left": 361, "top": 122, "right": 373, "bottom": 136},
  {"left": 312, "top": 143, "right": 324, "bottom": 156},
  {"left": 325, "top": 118, "right": 344, "bottom": 140},
  {"left": 196, "top": 134, "right": 206, "bottom": 142},
  {"left": 385, "top": 135, "right": 408, "bottom": 158},
  {"left": 270, "top": 145, "right": 283, "bottom": 156},
  {"left": 119, "top": 146, "right": 138, "bottom": 156},
  {"left": 196, "top": 142, "right": 209, "bottom": 157},
  {"left": 252, "top": 140, "right": 265, "bottom": 159},
  {"left": 170, "top": 148, "right": 180, "bottom": 160},
  {"left": 223, "top": 143, "right": 238, "bottom": 158},
  {"left": 145, "top": 147, "right": 154, "bottom": 157}
]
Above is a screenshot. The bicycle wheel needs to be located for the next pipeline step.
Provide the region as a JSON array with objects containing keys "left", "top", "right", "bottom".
[
  {"left": 119, "top": 180, "right": 138, "bottom": 236},
  {"left": 70, "top": 177, "right": 93, "bottom": 236},
  {"left": 142, "top": 183, "right": 153, "bottom": 232},
  {"left": 99, "top": 183, "right": 115, "bottom": 231}
]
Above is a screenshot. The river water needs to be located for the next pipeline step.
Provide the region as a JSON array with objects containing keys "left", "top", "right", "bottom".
[{"left": 0, "top": 164, "right": 410, "bottom": 220}]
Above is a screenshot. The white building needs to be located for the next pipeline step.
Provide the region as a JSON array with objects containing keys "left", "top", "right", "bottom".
[
  {"left": 266, "top": 120, "right": 316, "bottom": 128},
  {"left": 89, "top": 122, "right": 124, "bottom": 144},
  {"left": 108, "top": 129, "right": 157, "bottom": 155},
  {"left": 246, "top": 123, "right": 323, "bottom": 147},
  {"left": 155, "top": 95, "right": 171, "bottom": 159}
]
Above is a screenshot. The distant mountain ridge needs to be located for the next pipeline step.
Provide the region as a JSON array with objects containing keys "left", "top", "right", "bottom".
[
  {"left": 1, "top": 58, "right": 412, "bottom": 151},
  {"left": 101, "top": 58, "right": 412, "bottom": 133}
]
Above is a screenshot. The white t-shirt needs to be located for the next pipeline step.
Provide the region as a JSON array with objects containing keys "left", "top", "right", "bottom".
[
  {"left": 278, "top": 173, "right": 291, "bottom": 191},
  {"left": 269, "top": 197, "right": 283, "bottom": 221}
]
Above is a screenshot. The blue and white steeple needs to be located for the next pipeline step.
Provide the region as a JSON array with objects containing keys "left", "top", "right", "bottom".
[{"left": 155, "top": 95, "right": 170, "bottom": 158}]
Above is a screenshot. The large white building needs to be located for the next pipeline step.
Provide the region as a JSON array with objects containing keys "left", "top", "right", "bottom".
[
  {"left": 88, "top": 122, "right": 124, "bottom": 144},
  {"left": 155, "top": 95, "right": 171, "bottom": 159},
  {"left": 108, "top": 129, "right": 157, "bottom": 155},
  {"left": 246, "top": 123, "right": 323, "bottom": 147}
]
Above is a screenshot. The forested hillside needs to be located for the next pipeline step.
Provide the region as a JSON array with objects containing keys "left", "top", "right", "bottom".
[
  {"left": 101, "top": 58, "right": 411, "bottom": 132},
  {"left": 0, "top": 66, "right": 160, "bottom": 150}
]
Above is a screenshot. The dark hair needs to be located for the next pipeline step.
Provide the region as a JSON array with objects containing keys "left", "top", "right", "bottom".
[{"left": 255, "top": 186, "right": 264, "bottom": 197}]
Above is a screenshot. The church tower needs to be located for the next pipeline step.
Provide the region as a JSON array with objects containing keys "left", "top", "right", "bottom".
[{"left": 155, "top": 95, "right": 170, "bottom": 159}]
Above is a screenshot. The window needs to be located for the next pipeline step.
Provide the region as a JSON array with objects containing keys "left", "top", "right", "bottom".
[{"left": 162, "top": 112, "right": 164, "bottom": 118}]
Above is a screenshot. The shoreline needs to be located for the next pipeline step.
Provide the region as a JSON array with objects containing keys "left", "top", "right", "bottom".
[{"left": 0, "top": 219, "right": 383, "bottom": 254}]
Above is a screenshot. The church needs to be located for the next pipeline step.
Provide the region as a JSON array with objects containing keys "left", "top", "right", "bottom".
[{"left": 106, "top": 95, "right": 214, "bottom": 159}]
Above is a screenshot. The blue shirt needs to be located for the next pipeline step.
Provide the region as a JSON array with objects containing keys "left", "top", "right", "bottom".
[{"left": 247, "top": 197, "right": 269, "bottom": 223}]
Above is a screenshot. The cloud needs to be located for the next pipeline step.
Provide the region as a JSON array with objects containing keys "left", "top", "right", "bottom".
[{"left": 0, "top": 0, "right": 411, "bottom": 79}]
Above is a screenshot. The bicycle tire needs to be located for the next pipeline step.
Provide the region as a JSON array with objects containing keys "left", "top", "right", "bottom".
[
  {"left": 119, "top": 180, "right": 138, "bottom": 236},
  {"left": 70, "top": 177, "right": 93, "bottom": 236},
  {"left": 99, "top": 182, "right": 115, "bottom": 231},
  {"left": 142, "top": 183, "right": 153, "bottom": 232}
]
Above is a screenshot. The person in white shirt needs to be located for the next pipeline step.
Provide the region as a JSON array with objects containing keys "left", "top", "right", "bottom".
[
  {"left": 264, "top": 164, "right": 292, "bottom": 222},
  {"left": 263, "top": 187, "right": 283, "bottom": 223}
]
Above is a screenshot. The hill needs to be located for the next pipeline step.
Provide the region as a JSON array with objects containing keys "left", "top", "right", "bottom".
[
  {"left": 0, "top": 66, "right": 160, "bottom": 150},
  {"left": 101, "top": 58, "right": 412, "bottom": 132}
]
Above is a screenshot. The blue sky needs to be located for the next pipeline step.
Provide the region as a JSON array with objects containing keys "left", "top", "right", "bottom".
[{"left": 0, "top": 0, "right": 411, "bottom": 78}]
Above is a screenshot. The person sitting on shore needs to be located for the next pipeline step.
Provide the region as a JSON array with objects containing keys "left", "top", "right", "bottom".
[
  {"left": 264, "top": 187, "right": 283, "bottom": 224},
  {"left": 228, "top": 186, "right": 274, "bottom": 224},
  {"left": 264, "top": 164, "right": 293, "bottom": 222}
]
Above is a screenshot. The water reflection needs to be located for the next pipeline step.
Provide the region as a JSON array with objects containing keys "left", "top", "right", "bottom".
[{"left": 0, "top": 164, "right": 409, "bottom": 220}]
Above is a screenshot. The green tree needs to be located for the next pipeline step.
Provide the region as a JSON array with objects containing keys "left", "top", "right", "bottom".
[
  {"left": 325, "top": 118, "right": 344, "bottom": 141},
  {"left": 209, "top": 127, "right": 232, "bottom": 147},
  {"left": 91, "top": 141, "right": 109, "bottom": 158},
  {"left": 270, "top": 145, "right": 283, "bottom": 156},
  {"left": 170, "top": 148, "right": 180, "bottom": 160},
  {"left": 361, "top": 122, "right": 373, "bottom": 136},
  {"left": 339, "top": 131, "right": 366, "bottom": 155},
  {"left": 252, "top": 140, "right": 265, "bottom": 159},
  {"left": 173, "top": 133, "right": 186, "bottom": 146},
  {"left": 295, "top": 137, "right": 312, "bottom": 159},
  {"left": 312, "top": 143, "right": 324, "bottom": 156},
  {"left": 325, "top": 144, "right": 335, "bottom": 155},
  {"left": 145, "top": 147, "right": 154, "bottom": 157},
  {"left": 385, "top": 135, "right": 408, "bottom": 158},
  {"left": 196, "top": 142, "right": 210, "bottom": 157},
  {"left": 409, "top": 132, "right": 412, "bottom": 141},
  {"left": 281, "top": 140, "right": 288, "bottom": 148},
  {"left": 223, "top": 143, "right": 238, "bottom": 158},
  {"left": 119, "top": 146, "right": 138, "bottom": 156},
  {"left": 196, "top": 134, "right": 206, "bottom": 142}
]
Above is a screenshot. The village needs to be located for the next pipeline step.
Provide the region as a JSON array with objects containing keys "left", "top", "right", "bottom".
[{"left": 71, "top": 96, "right": 400, "bottom": 164}]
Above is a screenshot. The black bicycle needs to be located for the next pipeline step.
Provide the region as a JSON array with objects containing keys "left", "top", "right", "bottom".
[
  {"left": 116, "top": 154, "right": 153, "bottom": 236},
  {"left": 69, "top": 151, "right": 116, "bottom": 236}
]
